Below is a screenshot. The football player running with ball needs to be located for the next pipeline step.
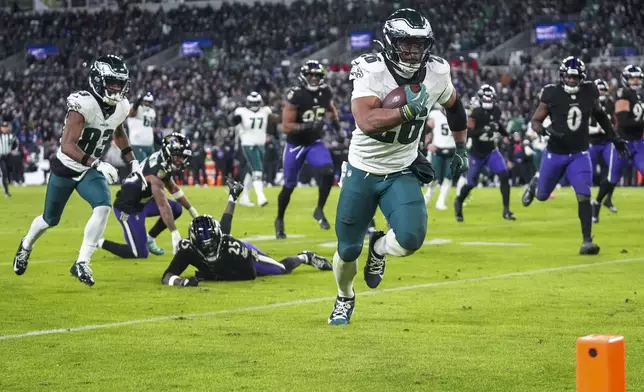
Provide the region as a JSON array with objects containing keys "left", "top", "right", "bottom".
[
  {"left": 522, "top": 57, "right": 628, "bottom": 255},
  {"left": 99, "top": 133, "right": 200, "bottom": 259},
  {"left": 12, "top": 55, "right": 140, "bottom": 286},
  {"left": 161, "top": 179, "right": 332, "bottom": 286},
  {"left": 328, "top": 8, "right": 469, "bottom": 325}
]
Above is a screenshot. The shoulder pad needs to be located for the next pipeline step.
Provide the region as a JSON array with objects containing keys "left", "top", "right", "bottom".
[
  {"left": 286, "top": 87, "right": 301, "bottom": 103},
  {"left": 66, "top": 90, "right": 96, "bottom": 118},
  {"left": 233, "top": 107, "right": 243, "bottom": 115},
  {"left": 350, "top": 53, "right": 386, "bottom": 74},
  {"left": 426, "top": 55, "right": 450, "bottom": 75}
]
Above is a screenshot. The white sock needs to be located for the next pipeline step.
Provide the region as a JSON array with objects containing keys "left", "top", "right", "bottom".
[
  {"left": 456, "top": 176, "right": 467, "bottom": 197},
  {"left": 437, "top": 179, "right": 452, "bottom": 206},
  {"left": 78, "top": 206, "right": 111, "bottom": 263},
  {"left": 241, "top": 173, "right": 253, "bottom": 201},
  {"left": 252, "top": 171, "right": 266, "bottom": 201},
  {"left": 424, "top": 182, "right": 436, "bottom": 202},
  {"left": 333, "top": 251, "right": 357, "bottom": 298},
  {"left": 146, "top": 233, "right": 154, "bottom": 242},
  {"left": 374, "top": 229, "right": 414, "bottom": 257},
  {"left": 23, "top": 215, "right": 50, "bottom": 250}
]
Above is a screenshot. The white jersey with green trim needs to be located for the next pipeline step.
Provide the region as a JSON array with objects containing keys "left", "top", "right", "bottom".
[
  {"left": 56, "top": 90, "right": 130, "bottom": 174},
  {"left": 348, "top": 53, "right": 454, "bottom": 175}
]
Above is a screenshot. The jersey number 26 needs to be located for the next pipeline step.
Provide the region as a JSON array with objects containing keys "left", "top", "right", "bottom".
[{"left": 370, "top": 120, "right": 424, "bottom": 145}]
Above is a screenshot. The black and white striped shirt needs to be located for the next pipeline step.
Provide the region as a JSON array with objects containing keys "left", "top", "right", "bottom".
[{"left": 0, "top": 132, "right": 18, "bottom": 156}]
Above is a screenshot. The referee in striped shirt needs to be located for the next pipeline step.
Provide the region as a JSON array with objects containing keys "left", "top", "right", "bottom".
[{"left": 0, "top": 121, "right": 18, "bottom": 198}]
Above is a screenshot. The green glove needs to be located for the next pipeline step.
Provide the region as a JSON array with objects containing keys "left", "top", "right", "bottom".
[
  {"left": 400, "top": 84, "right": 429, "bottom": 121},
  {"left": 450, "top": 142, "right": 468, "bottom": 178}
]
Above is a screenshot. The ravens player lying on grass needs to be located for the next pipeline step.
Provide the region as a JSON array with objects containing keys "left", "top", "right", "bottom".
[
  {"left": 161, "top": 180, "right": 332, "bottom": 287},
  {"left": 98, "top": 133, "right": 200, "bottom": 259}
]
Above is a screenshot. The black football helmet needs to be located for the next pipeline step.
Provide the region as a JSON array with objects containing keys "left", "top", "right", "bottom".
[
  {"left": 594, "top": 79, "right": 609, "bottom": 101},
  {"left": 477, "top": 84, "right": 496, "bottom": 110},
  {"left": 189, "top": 215, "right": 223, "bottom": 262},
  {"left": 558, "top": 56, "right": 586, "bottom": 94},
  {"left": 298, "top": 60, "right": 326, "bottom": 92},
  {"left": 88, "top": 54, "right": 130, "bottom": 106},
  {"left": 246, "top": 91, "right": 263, "bottom": 112},
  {"left": 382, "top": 8, "right": 434, "bottom": 78},
  {"left": 161, "top": 133, "right": 192, "bottom": 172},
  {"left": 621, "top": 64, "right": 642, "bottom": 91}
]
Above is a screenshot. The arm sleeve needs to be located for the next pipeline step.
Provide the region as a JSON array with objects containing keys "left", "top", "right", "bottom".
[{"left": 220, "top": 212, "right": 233, "bottom": 235}]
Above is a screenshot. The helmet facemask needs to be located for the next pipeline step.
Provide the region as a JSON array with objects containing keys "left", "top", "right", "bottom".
[
  {"left": 558, "top": 56, "right": 586, "bottom": 95},
  {"left": 622, "top": 65, "right": 643, "bottom": 92},
  {"left": 189, "top": 216, "right": 223, "bottom": 262},
  {"left": 246, "top": 92, "right": 263, "bottom": 112},
  {"left": 477, "top": 85, "right": 496, "bottom": 110},
  {"left": 298, "top": 62, "right": 326, "bottom": 92},
  {"left": 89, "top": 58, "right": 130, "bottom": 106},
  {"left": 383, "top": 9, "right": 434, "bottom": 79}
]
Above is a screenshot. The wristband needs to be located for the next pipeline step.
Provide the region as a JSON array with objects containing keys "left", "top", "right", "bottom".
[
  {"left": 172, "top": 189, "right": 185, "bottom": 200},
  {"left": 121, "top": 146, "right": 133, "bottom": 156},
  {"left": 81, "top": 154, "right": 91, "bottom": 166}
]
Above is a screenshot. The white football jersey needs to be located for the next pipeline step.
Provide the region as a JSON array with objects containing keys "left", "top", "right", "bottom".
[
  {"left": 127, "top": 105, "right": 156, "bottom": 146},
  {"left": 428, "top": 109, "right": 455, "bottom": 149},
  {"left": 234, "top": 106, "right": 272, "bottom": 146},
  {"left": 349, "top": 53, "right": 454, "bottom": 174},
  {"left": 57, "top": 91, "right": 130, "bottom": 174}
]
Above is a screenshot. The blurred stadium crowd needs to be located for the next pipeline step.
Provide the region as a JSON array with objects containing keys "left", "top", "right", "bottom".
[{"left": 1, "top": 0, "right": 642, "bottom": 188}]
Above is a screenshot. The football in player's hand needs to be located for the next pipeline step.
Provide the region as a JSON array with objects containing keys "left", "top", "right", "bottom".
[{"left": 381, "top": 84, "right": 421, "bottom": 109}]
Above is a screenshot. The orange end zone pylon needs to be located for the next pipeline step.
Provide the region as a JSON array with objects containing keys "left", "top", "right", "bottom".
[{"left": 576, "top": 335, "right": 625, "bottom": 392}]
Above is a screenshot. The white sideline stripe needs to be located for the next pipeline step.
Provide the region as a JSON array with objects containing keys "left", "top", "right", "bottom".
[
  {"left": 1, "top": 257, "right": 643, "bottom": 342},
  {"left": 461, "top": 242, "right": 530, "bottom": 247}
]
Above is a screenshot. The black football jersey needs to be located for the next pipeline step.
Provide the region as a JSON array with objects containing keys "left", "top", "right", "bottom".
[
  {"left": 589, "top": 98, "right": 615, "bottom": 145},
  {"left": 114, "top": 151, "right": 168, "bottom": 213},
  {"left": 285, "top": 85, "right": 333, "bottom": 146},
  {"left": 175, "top": 237, "right": 258, "bottom": 281},
  {"left": 469, "top": 106, "right": 503, "bottom": 157},
  {"left": 616, "top": 87, "right": 644, "bottom": 141},
  {"left": 541, "top": 82, "right": 598, "bottom": 154}
]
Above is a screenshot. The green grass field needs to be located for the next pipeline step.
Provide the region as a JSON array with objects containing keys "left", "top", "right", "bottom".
[{"left": 0, "top": 185, "right": 643, "bottom": 391}]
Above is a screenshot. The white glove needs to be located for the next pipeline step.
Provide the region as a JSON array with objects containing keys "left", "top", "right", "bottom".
[
  {"left": 188, "top": 206, "right": 199, "bottom": 219},
  {"left": 130, "top": 159, "right": 141, "bottom": 175},
  {"left": 171, "top": 230, "right": 182, "bottom": 255},
  {"left": 92, "top": 160, "right": 119, "bottom": 184}
]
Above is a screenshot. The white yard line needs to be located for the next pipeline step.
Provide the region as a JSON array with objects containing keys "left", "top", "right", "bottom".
[{"left": 1, "top": 257, "right": 642, "bottom": 342}]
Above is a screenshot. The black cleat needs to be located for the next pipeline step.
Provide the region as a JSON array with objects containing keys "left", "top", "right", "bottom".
[
  {"left": 579, "top": 241, "right": 600, "bottom": 255},
  {"left": 70, "top": 261, "right": 95, "bottom": 286},
  {"left": 274, "top": 217, "right": 287, "bottom": 239},
  {"left": 328, "top": 295, "right": 356, "bottom": 326},
  {"left": 503, "top": 210, "right": 516, "bottom": 220},
  {"left": 603, "top": 200, "right": 617, "bottom": 213},
  {"left": 313, "top": 207, "right": 331, "bottom": 230},
  {"left": 454, "top": 198, "right": 464, "bottom": 222},
  {"left": 591, "top": 200, "right": 601, "bottom": 224},
  {"left": 364, "top": 230, "right": 386, "bottom": 289},
  {"left": 226, "top": 178, "right": 244, "bottom": 201},
  {"left": 299, "top": 251, "right": 332, "bottom": 271},
  {"left": 522, "top": 176, "right": 538, "bottom": 207},
  {"left": 13, "top": 237, "right": 31, "bottom": 276}
]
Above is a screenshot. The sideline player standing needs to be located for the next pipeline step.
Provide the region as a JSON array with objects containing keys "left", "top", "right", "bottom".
[
  {"left": 522, "top": 57, "right": 628, "bottom": 254},
  {"left": 423, "top": 104, "right": 454, "bottom": 210},
  {"left": 328, "top": 8, "right": 469, "bottom": 325},
  {"left": 127, "top": 92, "right": 156, "bottom": 161}
]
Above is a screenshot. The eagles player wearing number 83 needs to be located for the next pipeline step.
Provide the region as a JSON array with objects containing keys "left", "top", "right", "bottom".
[
  {"left": 12, "top": 55, "right": 142, "bottom": 286},
  {"left": 328, "top": 8, "right": 469, "bottom": 325},
  {"left": 522, "top": 56, "right": 628, "bottom": 255}
]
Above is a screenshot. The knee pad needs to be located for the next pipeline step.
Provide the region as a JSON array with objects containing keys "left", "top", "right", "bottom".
[
  {"left": 93, "top": 205, "right": 111, "bottom": 220},
  {"left": 337, "top": 242, "right": 363, "bottom": 262},
  {"left": 391, "top": 230, "right": 423, "bottom": 255}
]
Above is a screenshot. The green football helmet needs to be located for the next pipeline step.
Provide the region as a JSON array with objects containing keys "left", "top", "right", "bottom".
[
  {"left": 88, "top": 54, "right": 130, "bottom": 106},
  {"left": 382, "top": 8, "right": 434, "bottom": 78}
]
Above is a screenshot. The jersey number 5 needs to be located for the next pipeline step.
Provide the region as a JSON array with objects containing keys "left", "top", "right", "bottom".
[
  {"left": 370, "top": 120, "right": 424, "bottom": 145},
  {"left": 440, "top": 123, "right": 450, "bottom": 136},
  {"left": 78, "top": 128, "right": 114, "bottom": 157},
  {"left": 302, "top": 107, "right": 326, "bottom": 122}
]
